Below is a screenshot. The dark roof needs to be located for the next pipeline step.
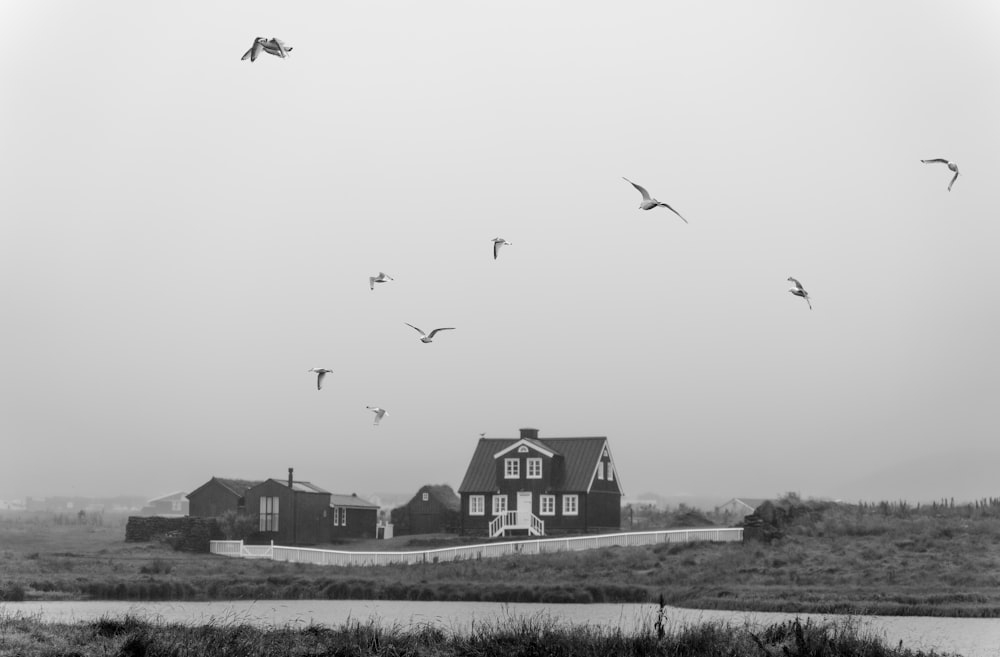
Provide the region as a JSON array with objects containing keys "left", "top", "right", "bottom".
[
  {"left": 409, "top": 484, "right": 460, "bottom": 511},
  {"left": 259, "top": 478, "right": 331, "bottom": 495},
  {"left": 329, "top": 493, "right": 379, "bottom": 509},
  {"left": 186, "top": 477, "right": 263, "bottom": 500},
  {"left": 458, "top": 436, "right": 610, "bottom": 493}
]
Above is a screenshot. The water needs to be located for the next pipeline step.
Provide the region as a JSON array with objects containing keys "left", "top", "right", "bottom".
[{"left": 3, "top": 600, "right": 1000, "bottom": 657}]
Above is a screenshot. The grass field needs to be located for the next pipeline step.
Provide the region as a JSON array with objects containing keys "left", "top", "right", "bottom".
[{"left": 3, "top": 498, "right": 1000, "bottom": 616}]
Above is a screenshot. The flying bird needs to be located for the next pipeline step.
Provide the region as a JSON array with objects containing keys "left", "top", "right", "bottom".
[
  {"left": 622, "top": 177, "right": 688, "bottom": 223},
  {"left": 404, "top": 323, "right": 455, "bottom": 343},
  {"left": 307, "top": 367, "right": 333, "bottom": 390},
  {"left": 492, "top": 238, "right": 512, "bottom": 260},
  {"left": 787, "top": 277, "right": 812, "bottom": 310},
  {"left": 366, "top": 406, "right": 388, "bottom": 426},
  {"left": 241, "top": 37, "right": 292, "bottom": 62},
  {"left": 920, "top": 159, "right": 959, "bottom": 191},
  {"left": 369, "top": 272, "right": 394, "bottom": 290}
]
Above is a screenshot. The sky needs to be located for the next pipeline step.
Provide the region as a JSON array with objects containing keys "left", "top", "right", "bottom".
[{"left": 2, "top": 1, "right": 999, "bottom": 506}]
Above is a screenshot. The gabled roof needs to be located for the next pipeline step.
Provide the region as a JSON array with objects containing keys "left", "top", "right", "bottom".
[
  {"left": 187, "top": 477, "right": 263, "bottom": 500},
  {"left": 408, "top": 484, "right": 460, "bottom": 511},
  {"left": 147, "top": 491, "right": 187, "bottom": 504},
  {"left": 329, "top": 493, "right": 379, "bottom": 509},
  {"left": 493, "top": 437, "right": 558, "bottom": 459},
  {"left": 261, "top": 478, "right": 331, "bottom": 494},
  {"left": 718, "top": 497, "right": 769, "bottom": 511},
  {"left": 458, "top": 435, "right": 616, "bottom": 493}
]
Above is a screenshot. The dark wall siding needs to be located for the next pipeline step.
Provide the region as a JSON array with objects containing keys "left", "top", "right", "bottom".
[
  {"left": 586, "top": 489, "right": 622, "bottom": 531},
  {"left": 331, "top": 507, "right": 378, "bottom": 539},
  {"left": 245, "top": 481, "right": 331, "bottom": 546},
  {"left": 188, "top": 484, "right": 241, "bottom": 518}
]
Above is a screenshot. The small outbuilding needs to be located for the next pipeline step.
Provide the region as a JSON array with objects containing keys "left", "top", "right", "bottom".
[
  {"left": 391, "top": 484, "right": 461, "bottom": 535},
  {"left": 187, "top": 477, "right": 263, "bottom": 518},
  {"left": 330, "top": 493, "right": 380, "bottom": 539}
]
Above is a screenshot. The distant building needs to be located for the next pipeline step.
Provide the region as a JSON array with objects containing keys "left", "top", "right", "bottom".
[
  {"left": 139, "top": 491, "right": 189, "bottom": 517},
  {"left": 391, "top": 484, "right": 461, "bottom": 535},
  {"left": 329, "top": 493, "right": 380, "bottom": 540},
  {"left": 458, "top": 428, "right": 623, "bottom": 537},
  {"left": 715, "top": 498, "right": 769, "bottom": 517}
]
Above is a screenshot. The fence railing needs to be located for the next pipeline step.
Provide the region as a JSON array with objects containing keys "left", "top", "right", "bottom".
[{"left": 209, "top": 527, "right": 742, "bottom": 567}]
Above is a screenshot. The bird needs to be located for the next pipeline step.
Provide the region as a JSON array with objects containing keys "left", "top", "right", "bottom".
[
  {"left": 369, "top": 272, "right": 394, "bottom": 291},
  {"left": 404, "top": 323, "right": 455, "bottom": 343},
  {"left": 307, "top": 367, "right": 333, "bottom": 390},
  {"left": 787, "top": 277, "right": 812, "bottom": 310},
  {"left": 921, "top": 159, "right": 959, "bottom": 191},
  {"left": 622, "top": 177, "right": 688, "bottom": 223},
  {"left": 366, "top": 406, "right": 388, "bottom": 426},
  {"left": 492, "top": 238, "right": 511, "bottom": 260},
  {"left": 241, "top": 37, "right": 292, "bottom": 62}
]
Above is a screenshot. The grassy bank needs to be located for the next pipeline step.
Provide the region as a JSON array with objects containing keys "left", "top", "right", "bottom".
[
  {"left": 3, "top": 500, "right": 1000, "bottom": 616},
  {"left": 0, "top": 609, "right": 943, "bottom": 657}
]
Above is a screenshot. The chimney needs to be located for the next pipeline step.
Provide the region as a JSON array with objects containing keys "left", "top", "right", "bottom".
[
  {"left": 519, "top": 427, "right": 539, "bottom": 440},
  {"left": 288, "top": 468, "right": 294, "bottom": 488}
]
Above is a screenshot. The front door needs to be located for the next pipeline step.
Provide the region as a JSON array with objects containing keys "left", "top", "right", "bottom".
[{"left": 516, "top": 492, "right": 532, "bottom": 527}]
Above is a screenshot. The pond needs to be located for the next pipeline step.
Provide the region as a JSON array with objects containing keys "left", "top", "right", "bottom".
[{"left": 3, "top": 600, "right": 999, "bottom": 657}]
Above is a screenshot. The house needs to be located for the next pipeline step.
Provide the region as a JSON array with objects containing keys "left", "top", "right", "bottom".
[
  {"left": 458, "top": 427, "right": 623, "bottom": 538},
  {"left": 244, "top": 470, "right": 334, "bottom": 545},
  {"left": 391, "top": 484, "right": 461, "bottom": 535},
  {"left": 139, "top": 491, "right": 189, "bottom": 517},
  {"left": 715, "top": 498, "right": 769, "bottom": 517},
  {"left": 329, "top": 493, "right": 380, "bottom": 539},
  {"left": 187, "top": 477, "right": 263, "bottom": 518}
]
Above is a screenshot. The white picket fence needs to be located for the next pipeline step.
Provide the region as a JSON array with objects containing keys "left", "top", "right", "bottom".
[{"left": 209, "top": 527, "right": 742, "bottom": 567}]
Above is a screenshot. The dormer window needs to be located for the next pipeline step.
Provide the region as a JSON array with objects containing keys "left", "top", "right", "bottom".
[
  {"left": 527, "top": 458, "right": 542, "bottom": 479},
  {"left": 504, "top": 458, "right": 520, "bottom": 478}
]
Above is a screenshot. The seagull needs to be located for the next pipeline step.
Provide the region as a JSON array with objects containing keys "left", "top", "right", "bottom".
[
  {"left": 369, "top": 272, "right": 394, "bottom": 291},
  {"left": 492, "top": 238, "right": 512, "bottom": 260},
  {"left": 787, "top": 277, "right": 812, "bottom": 310},
  {"left": 366, "top": 406, "right": 388, "bottom": 426},
  {"left": 921, "top": 159, "right": 959, "bottom": 191},
  {"left": 404, "top": 323, "right": 455, "bottom": 343},
  {"left": 307, "top": 367, "right": 333, "bottom": 390},
  {"left": 622, "top": 177, "right": 688, "bottom": 223},
  {"left": 241, "top": 37, "right": 292, "bottom": 62}
]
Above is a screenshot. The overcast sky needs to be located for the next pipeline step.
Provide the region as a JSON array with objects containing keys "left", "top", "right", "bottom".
[{"left": 3, "top": 1, "right": 999, "bottom": 505}]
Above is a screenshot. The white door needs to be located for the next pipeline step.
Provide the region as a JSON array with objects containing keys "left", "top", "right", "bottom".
[{"left": 516, "top": 492, "right": 532, "bottom": 527}]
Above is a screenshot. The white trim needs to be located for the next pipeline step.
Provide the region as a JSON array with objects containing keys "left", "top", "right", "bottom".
[
  {"left": 562, "top": 494, "right": 579, "bottom": 516},
  {"left": 539, "top": 494, "right": 555, "bottom": 516},
  {"left": 492, "top": 494, "right": 508, "bottom": 515},
  {"left": 493, "top": 438, "right": 556, "bottom": 459},
  {"left": 504, "top": 458, "right": 520, "bottom": 479},
  {"left": 586, "top": 439, "right": 624, "bottom": 495},
  {"left": 526, "top": 457, "right": 542, "bottom": 479},
  {"left": 469, "top": 495, "right": 485, "bottom": 516}
]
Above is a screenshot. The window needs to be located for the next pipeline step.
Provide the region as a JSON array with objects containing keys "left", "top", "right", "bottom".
[
  {"left": 340, "top": 507, "right": 347, "bottom": 526},
  {"left": 422, "top": 492, "right": 429, "bottom": 502},
  {"left": 259, "top": 496, "right": 279, "bottom": 531},
  {"left": 504, "top": 458, "right": 520, "bottom": 478},
  {"left": 333, "top": 506, "right": 339, "bottom": 526},
  {"left": 527, "top": 458, "right": 542, "bottom": 479},
  {"left": 597, "top": 462, "right": 604, "bottom": 480},
  {"left": 492, "top": 494, "right": 508, "bottom": 515},
  {"left": 562, "top": 494, "right": 578, "bottom": 516},
  {"left": 607, "top": 464, "right": 614, "bottom": 482},
  {"left": 540, "top": 495, "right": 555, "bottom": 516},
  {"left": 332, "top": 507, "right": 348, "bottom": 526},
  {"left": 469, "top": 495, "right": 485, "bottom": 516}
]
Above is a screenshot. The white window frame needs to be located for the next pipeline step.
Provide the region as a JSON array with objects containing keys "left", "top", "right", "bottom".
[
  {"left": 333, "top": 506, "right": 339, "bottom": 526},
  {"left": 540, "top": 494, "right": 555, "bottom": 516},
  {"left": 492, "top": 494, "right": 508, "bottom": 515},
  {"left": 340, "top": 507, "right": 347, "bottom": 526},
  {"left": 597, "top": 462, "right": 605, "bottom": 480},
  {"left": 504, "top": 458, "right": 520, "bottom": 479},
  {"left": 562, "top": 494, "right": 578, "bottom": 516},
  {"left": 469, "top": 495, "right": 485, "bottom": 516},
  {"left": 526, "top": 458, "right": 542, "bottom": 479},
  {"left": 607, "top": 464, "right": 614, "bottom": 482}
]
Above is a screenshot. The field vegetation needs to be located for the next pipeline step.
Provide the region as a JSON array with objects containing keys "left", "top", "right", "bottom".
[
  {"left": 0, "top": 607, "right": 945, "bottom": 657},
  {"left": 3, "top": 495, "right": 1000, "bottom": 616}
]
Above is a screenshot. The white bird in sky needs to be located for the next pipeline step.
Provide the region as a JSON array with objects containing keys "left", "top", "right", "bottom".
[
  {"left": 920, "top": 158, "right": 959, "bottom": 191},
  {"left": 787, "top": 277, "right": 812, "bottom": 310},
  {"left": 405, "top": 323, "right": 455, "bottom": 343},
  {"left": 241, "top": 37, "right": 292, "bottom": 62},
  {"left": 307, "top": 367, "right": 333, "bottom": 390},
  {"left": 492, "top": 238, "right": 511, "bottom": 260},
  {"left": 366, "top": 406, "right": 388, "bottom": 426},
  {"left": 369, "top": 272, "right": 394, "bottom": 290},
  {"left": 622, "top": 177, "right": 688, "bottom": 223}
]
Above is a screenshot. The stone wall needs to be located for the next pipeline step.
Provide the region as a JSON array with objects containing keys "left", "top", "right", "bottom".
[{"left": 125, "top": 516, "right": 221, "bottom": 552}]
